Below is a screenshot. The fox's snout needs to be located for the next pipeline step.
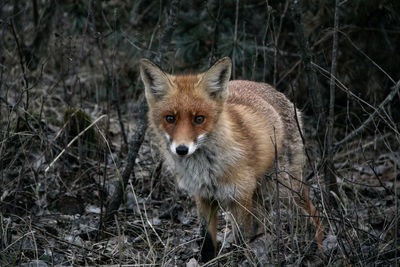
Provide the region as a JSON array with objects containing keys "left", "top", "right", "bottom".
[
  {"left": 167, "top": 133, "right": 207, "bottom": 157},
  {"left": 170, "top": 141, "right": 197, "bottom": 157}
]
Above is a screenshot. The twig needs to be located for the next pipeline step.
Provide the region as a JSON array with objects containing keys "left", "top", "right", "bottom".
[
  {"left": 30, "top": 224, "right": 114, "bottom": 260},
  {"left": 251, "top": 37, "right": 258, "bottom": 81},
  {"left": 290, "top": 84, "right": 319, "bottom": 191},
  {"left": 207, "top": 0, "right": 222, "bottom": 68},
  {"left": 97, "top": 145, "right": 108, "bottom": 241},
  {"left": 31, "top": 0, "right": 56, "bottom": 52},
  {"left": 10, "top": 20, "right": 29, "bottom": 104},
  {"left": 262, "top": 5, "right": 271, "bottom": 82},
  {"left": 272, "top": 0, "right": 289, "bottom": 87},
  {"left": 335, "top": 132, "right": 391, "bottom": 159},
  {"left": 242, "top": 19, "right": 246, "bottom": 78},
  {"left": 232, "top": 0, "right": 239, "bottom": 79},
  {"left": 338, "top": 29, "right": 395, "bottom": 84},
  {"left": 45, "top": 115, "right": 107, "bottom": 173},
  {"left": 114, "top": 214, "right": 123, "bottom": 262},
  {"left": 291, "top": 0, "right": 325, "bottom": 126},
  {"left": 325, "top": 0, "right": 340, "bottom": 198},
  {"left": 271, "top": 128, "right": 282, "bottom": 263},
  {"left": 115, "top": 76, "right": 128, "bottom": 146},
  {"left": 105, "top": 0, "right": 181, "bottom": 221},
  {"left": 66, "top": 0, "right": 90, "bottom": 105},
  {"left": 334, "top": 80, "right": 400, "bottom": 148},
  {"left": 105, "top": 98, "right": 148, "bottom": 221},
  {"left": 88, "top": 2, "right": 128, "bottom": 147},
  {"left": 362, "top": 148, "right": 394, "bottom": 196},
  {"left": 129, "top": 180, "right": 157, "bottom": 259},
  {"left": 156, "top": 0, "right": 181, "bottom": 67},
  {"left": 311, "top": 62, "right": 399, "bottom": 135}
]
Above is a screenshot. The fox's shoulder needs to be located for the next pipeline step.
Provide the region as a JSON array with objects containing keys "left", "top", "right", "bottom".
[
  {"left": 227, "top": 80, "right": 285, "bottom": 102},
  {"left": 227, "top": 80, "right": 291, "bottom": 113}
]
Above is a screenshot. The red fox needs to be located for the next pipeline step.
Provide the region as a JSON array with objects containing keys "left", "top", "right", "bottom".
[{"left": 140, "top": 57, "right": 323, "bottom": 262}]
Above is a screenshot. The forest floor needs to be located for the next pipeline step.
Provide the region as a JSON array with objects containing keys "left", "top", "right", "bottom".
[
  {"left": 1, "top": 1, "right": 399, "bottom": 264},
  {"left": 1, "top": 80, "right": 399, "bottom": 266}
]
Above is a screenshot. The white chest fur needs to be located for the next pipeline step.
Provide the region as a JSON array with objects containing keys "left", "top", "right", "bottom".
[{"left": 164, "top": 138, "right": 244, "bottom": 203}]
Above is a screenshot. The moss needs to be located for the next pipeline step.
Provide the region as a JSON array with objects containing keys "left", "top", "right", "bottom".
[{"left": 45, "top": 109, "right": 61, "bottom": 127}]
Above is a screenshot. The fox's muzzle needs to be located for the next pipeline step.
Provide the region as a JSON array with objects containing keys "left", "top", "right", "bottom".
[
  {"left": 170, "top": 141, "right": 197, "bottom": 156},
  {"left": 165, "top": 133, "right": 207, "bottom": 157}
]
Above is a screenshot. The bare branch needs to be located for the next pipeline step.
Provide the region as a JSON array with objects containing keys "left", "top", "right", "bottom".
[
  {"left": 105, "top": 0, "right": 181, "bottom": 222},
  {"left": 156, "top": 0, "right": 181, "bottom": 67},
  {"left": 325, "top": 0, "right": 340, "bottom": 198},
  {"left": 232, "top": 0, "right": 239, "bottom": 79},
  {"left": 291, "top": 0, "right": 325, "bottom": 125},
  {"left": 334, "top": 80, "right": 400, "bottom": 148},
  {"left": 207, "top": 0, "right": 222, "bottom": 68}
]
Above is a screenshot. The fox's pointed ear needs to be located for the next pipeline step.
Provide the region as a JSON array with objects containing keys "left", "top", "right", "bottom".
[
  {"left": 140, "top": 59, "right": 171, "bottom": 103},
  {"left": 200, "top": 57, "right": 232, "bottom": 101}
]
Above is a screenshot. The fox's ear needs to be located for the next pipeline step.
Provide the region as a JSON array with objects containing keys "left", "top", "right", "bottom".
[
  {"left": 200, "top": 57, "right": 232, "bottom": 101},
  {"left": 140, "top": 59, "right": 171, "bottom": 102}
]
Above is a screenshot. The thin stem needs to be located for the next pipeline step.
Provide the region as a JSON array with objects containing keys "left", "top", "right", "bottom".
[
  {"left": 325, "top": 0, "right": 340, "bottom": 197},
  {"left": 232, "top": 0, "right": 239, "bottom": 79}
]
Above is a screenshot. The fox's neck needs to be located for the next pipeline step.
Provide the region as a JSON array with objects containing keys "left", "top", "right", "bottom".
[{"left": 173, "top": 106, "right": 244, "bottom": 198}]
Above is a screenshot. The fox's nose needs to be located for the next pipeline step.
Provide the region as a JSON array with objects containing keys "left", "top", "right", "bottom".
[{"left": 176, "top": 145, "right": 189, "bottom": 156}]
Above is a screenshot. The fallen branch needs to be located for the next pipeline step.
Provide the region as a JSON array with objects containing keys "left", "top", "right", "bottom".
[{"left": 105, "top": 98, "right": 148, "bottom": 221}]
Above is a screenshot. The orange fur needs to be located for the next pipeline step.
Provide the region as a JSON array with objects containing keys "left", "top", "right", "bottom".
[{"left": 140, "top": 58, "right": 323, "bottom": 261}]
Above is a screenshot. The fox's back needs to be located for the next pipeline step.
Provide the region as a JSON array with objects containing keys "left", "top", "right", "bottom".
[{"left": 227, "top": 80, "right": 298, "bottom": 127}]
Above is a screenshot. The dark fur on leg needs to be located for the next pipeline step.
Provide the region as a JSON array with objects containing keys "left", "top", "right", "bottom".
[{"left": 200, "top": 223, "right": 216, "bottom": 263}]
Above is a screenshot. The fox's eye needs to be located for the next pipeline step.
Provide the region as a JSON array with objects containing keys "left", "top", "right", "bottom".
[
  {"left": 194, "top": 115, "right": 205, "bottom": 125},
  {"left": 165, "top": 115, "right": 176, "bottom": 124}
]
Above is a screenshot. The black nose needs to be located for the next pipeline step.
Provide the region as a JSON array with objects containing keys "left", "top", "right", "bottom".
[{"left": 176, "top": 145, "right": 189, "bottom": 155}]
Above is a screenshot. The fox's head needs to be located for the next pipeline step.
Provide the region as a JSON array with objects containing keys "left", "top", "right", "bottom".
[{"left": 140, "top": 57, "right": 232, "bottom": 157}]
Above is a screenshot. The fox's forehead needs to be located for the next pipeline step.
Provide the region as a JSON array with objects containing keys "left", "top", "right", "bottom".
[
  {"left": 162, "top": 94, "right": 214, "bottom": 115},
  {"left": 152, "top": 73, "right": 223, "bottom": 116},
  {"left": 171, "top": 74, "right": 201, "bottom": 93},
  {"left": 161, "top": 74, "right": 210, "bottom": 112}
]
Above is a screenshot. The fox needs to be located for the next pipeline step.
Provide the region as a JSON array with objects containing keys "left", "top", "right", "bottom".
[{"left": 139, "top": 57, "right": 323, "bottom": 262}]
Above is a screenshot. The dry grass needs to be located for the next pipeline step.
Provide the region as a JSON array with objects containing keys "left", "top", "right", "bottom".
[{"left": 1, "top": 1, "right": 399, "bottom": 266}]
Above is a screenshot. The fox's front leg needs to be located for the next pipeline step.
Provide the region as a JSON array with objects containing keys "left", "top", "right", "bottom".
[
  {"left": 195, "top": 196, "right": 219, "bottom": 263},
  {"left": 230, "top": 194, "right": 255, "bottom": 244}
]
